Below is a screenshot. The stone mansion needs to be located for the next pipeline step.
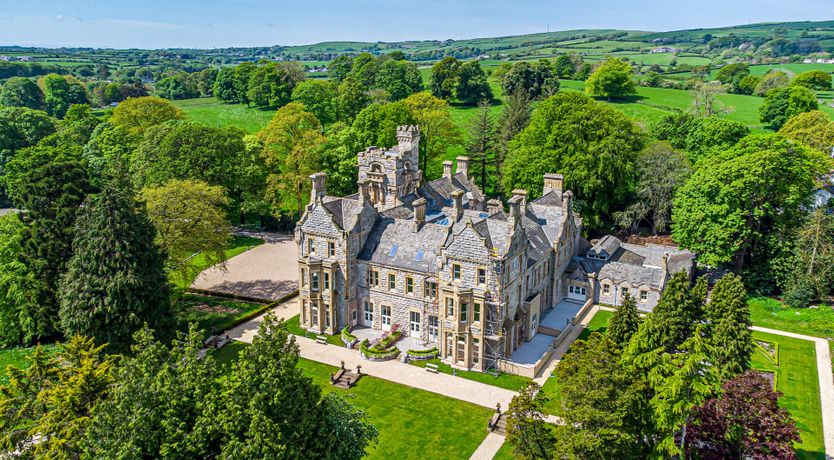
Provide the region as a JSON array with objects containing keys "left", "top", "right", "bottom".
[{"left": 295, "top": 125, "right": 695, "bottom": 372}]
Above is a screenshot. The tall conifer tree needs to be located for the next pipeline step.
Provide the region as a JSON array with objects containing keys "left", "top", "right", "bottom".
[{"left": 608, "top": 292, "right": 641, "bottom": 347}]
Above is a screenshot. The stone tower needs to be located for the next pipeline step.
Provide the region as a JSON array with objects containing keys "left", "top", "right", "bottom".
[{"left": 357, "top": 125, "right": 423, "bottom": 211}]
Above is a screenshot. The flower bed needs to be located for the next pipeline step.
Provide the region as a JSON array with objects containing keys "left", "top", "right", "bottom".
[
  {"left": 359, "top": 324, "right": 403, "bottom": 361},
  {"left": 407, "top": 348, "right": 439, "bottom": 360},
  {"left": 341, "top": 326, "right": 358, "bottom": 347}
]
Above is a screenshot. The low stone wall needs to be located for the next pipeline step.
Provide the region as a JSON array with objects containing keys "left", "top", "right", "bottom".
[{"left": 496, "top": 345, "right": 555, "bottom": 378}]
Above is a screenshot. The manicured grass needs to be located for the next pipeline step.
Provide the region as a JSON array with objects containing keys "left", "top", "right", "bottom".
[
  {"left": 748, "top": 296, "right": 834, "bottom": 339},
  {"left": 215, "top": 341, "right": 494, "bottom": 459},
  {"left": 283, "top": 314, "right": 343, "bottom": 345},
  {"left": 173, "top": 97, "right": 276, "bottom": 134},
  {"left": 409, "top": 358, "right": 531, "bottom": 392},
  {"left": 492, "top": 440, "right": 516, "bottom": 460},
  {"left": 174, "top": 235, "right": 263, "bottom": 289},
  {"left": 176, "top": 293, "right": 267, "bottom": 337},
  {"left": 750, "top": 330, "right": 825, "bottom": 459},
  {"left": 0, "top": 345, "right": 61, "bottom": 385}
]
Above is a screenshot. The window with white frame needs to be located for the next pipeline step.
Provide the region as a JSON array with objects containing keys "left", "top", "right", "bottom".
[
  {"left": 388, "top": 273, "right": 396, "bottom": 291},
  {"left": 406, "top": 276, "right": 414, "bottom": 294},
  {"left": 446, "top": 298, "right": 454, "bottom": 317},
  {"left": 311, "top": 272, "right": 319, "bottom": 291},
  {"left": 311, "top": 303, "right": 318, "bottom": 326},
  {"left": 603, "top": 284, "right": 610, "bottom": 295},
  {"left": 327, "top": 241, "right": 335, "bottom": 257},
  {"left": 640, "top": 290, "right": 648, "bottom": 302},
  {"left": 368, "top": 269, "right": 379, "bottom": 287},
  {"left": 308, "top": 238, "right": 315, "bottom": 255},
  {"left": 381, "top": 305, "right": 391, "bottom": 327},
  {"left": 363, "top": 301, "right": 373, "bottom": 322},
  {"left": 428, "top": 316, "right": 438, "bottom": 341},
  {"left": 478, "top": 268, "right": 486, "bottom": 285},
  {"left": 301, "top": 268, "right": 307, "bottom": 287},
  {"left": 452, "top": 264, "right": 461, "bottom": 280},
  {"left": 323, "top": 272, "right": 330, "bottom": 290}
]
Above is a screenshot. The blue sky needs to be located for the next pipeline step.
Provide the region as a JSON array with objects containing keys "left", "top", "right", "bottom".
[{"left": 0, "top": 0, "right": 832, "bottom": 49}]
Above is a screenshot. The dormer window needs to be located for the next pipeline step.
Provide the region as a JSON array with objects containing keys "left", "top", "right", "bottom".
[{"left": 587, "top": 252, "right": 607, "bottom": 261}]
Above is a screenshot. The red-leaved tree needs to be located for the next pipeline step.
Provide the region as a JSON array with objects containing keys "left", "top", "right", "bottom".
[{"left": 686, "top": 371, "right": 800, "bottom": 459}]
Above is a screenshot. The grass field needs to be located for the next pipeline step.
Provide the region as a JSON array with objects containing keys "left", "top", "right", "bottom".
[
  {"left": 409, "top": 357, "right": 530, "bottom": 392},
  {"left": 537, "top": 308, "right": 826, "bottom": 459},
  {"left": 749, "top": 296, "right": 834, "bottom": 339},
  {"left": 214, "top": 342, "right": 493, "bottom": 459},
  {"left": 173, "top": 97, "right": 276, "bottom": 134},
  {"left": 176, "top": 293, "right": 267, "bottom": 337}
]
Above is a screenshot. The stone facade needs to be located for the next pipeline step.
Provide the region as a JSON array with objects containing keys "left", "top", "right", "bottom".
[{"left": 295, "top": 126, "right": 592, "bottom": 373}]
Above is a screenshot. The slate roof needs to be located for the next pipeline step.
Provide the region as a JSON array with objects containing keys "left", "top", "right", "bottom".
[
  {"left": 578, "top": 239, "right": 696, "bottom": 289},
  {"left": 420, "top": 173, "right": 484, "bottom": 209},
  {"left": 357, "top": 218, "right": 448, "bottom": 272},
  {"left": 321, "top": 196, "right": 361, "bottom": 230},
  {"left": 589, "top": 235, "right": 622, "bottom": 258}
]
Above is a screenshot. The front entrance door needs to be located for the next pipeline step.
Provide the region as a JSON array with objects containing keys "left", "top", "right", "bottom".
[
  {"left": 410, "top": 311, "right": 421, "bottom": 338},
  {"left": 363, "top": 301, "right": 373, "bottom": 327}
]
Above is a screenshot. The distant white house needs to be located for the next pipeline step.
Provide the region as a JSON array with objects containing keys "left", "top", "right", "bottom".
[
  {"left": 804, "top": 58, "right": 834, "bottom": 64},
  {"left": 650, "top": 47, "right": 677, "bottom": 54},
  {"left": 0, "top": 55, "right": 10, "bottom": 62}
]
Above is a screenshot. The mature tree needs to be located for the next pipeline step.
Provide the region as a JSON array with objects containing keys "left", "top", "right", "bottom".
[
  {"left": 690, "top": 82, "right": 725, "bottom": 118},
  {"left": 614, "top": 142, "right": 691, "bottom": 235},
  {"left": 292, "top": 79, "right": 337, "bottom": 125},
  {"left": 39, "top": 104, "right": 102, "bottom": 149},
  {"left": 40, "top": 74, "right": 89, "bottom": 118},
  {"left": 218, "top": 313, "right": 377, "bottom": 459},
  {"left": 706, "top": 273, "right": 753, "bottom": 378},
  {"left": 403, "top": 92, "right": 462, "bottom": 176},
  {"left": 683, "top": 116, "right": 749, "bottom": 163},
  {"left": 585, "top": 58, "right": 636, "bottom": 101},
  {"left": 495, "top": 88, "right": 532, "bottom": 195},
  {"left": 503, "top": 91, "right": 642, "bottom": 230},
  {"left": 131, "top": 121, "right": 247, "bottom": 194},
  {"left": 672, "top": 134, "right": 830, "bottom": 271},
  {"left": 467, "top": 101, "right": 495, "bottom": 193},
  {"left": 554, "top": 54, "right": 577, "bottom": 78},
  {"left": 778, "top": 109, "right": 834, "bottom": 154},
  {"left": 782, "top": 209, "right": 834, "bottom": 307},
  {"left": 608, "top": 292, "right": 641, "bottom": 347},
  {"left": 759, "top": 86, "right": 818, "bottom": 130},
  {"left": 649, "top": 326, "right": 720, "bottom": 456},
  {"left": 109, "top": 96, "right": 184, "bottom": 136},
  {"left": 0, "top": 106, "right": 56, "bottom": 204},
  {"left": 259, "top": 102, "right": 326, "bottom": 218},
  {"left": 349, "top": 101, "right": 415, "bottom": 151},
  {"left": 429, "top": 56, "right": 460, "bottom": 100},
  {"left": 336, "top": 77, "right": 370, "bottom": 122},
  {"left": 82, "top": 122, "right": 138, "bottom": 189},
  {"left": 501, "top": 60, "right": 559, "bottom": 100},
  {"left": 754, "top": 71, "right": 790, "bottom": 97},
  {"left": 686, "top": 371, "right": 800, "bottom": 460},
  {"left": 0, "top": 336, "right": 115, "bottom": 459},
  {"left": 142, "top": 179, "right": 231, "bottom": 285},
  {"left": 0, "top": 77, "right": 43, "bottom": 109},
  {"left": 234, "top": 61, "right": 257, "bottom": 106},
  {"left": 0, "top": 212, "right": 29, "bottom": 347},
  {"left": 375, "top": 59, "right": 422, "bottom": 101},
  {"left": 792, "top": 70, "right": 832, "bottom": 91},
  {"left": 329, "top": 54, "right": 354, "bottom": 82},
  {"left": 736, "top": 75, "right": 761, "bottom": 95},
  {"left": 715, "top": 63, "right": 750, "bottom": 85},
  {"left": 551, "top": 333, "right": 654, "bottom": 458},
  {"left": 456, "top": 60, "right": 493, "bottom": 105},
  {"left": 652, "top": 272, "right": 706, "bottom": 352},
  {"left": 213, "top": 66, "right": 238, "bottom": 103},
  {"left": 59, "top": 173, "right": 173, "bottom": 352},
  {"left": 155, "top": 72, "right": 199, "bottom": 100},
  {"left": 247, "top": 62, "right": 298, "bottom": 109},
  {"left": 320, "top": 122, "right": 360, "bottom": 196},
  {"left": 505, "top": 382, "right": 556, "bottom": 460},
  {"left": 5, "top": 146, "right": 90, "bottom": 339},
  {"left": 83, "top": 326, "right": 223, "bottom": 458}
]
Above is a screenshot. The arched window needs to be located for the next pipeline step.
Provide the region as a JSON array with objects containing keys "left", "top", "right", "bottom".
[{"left": 371, "top": 163, "right": 383, "bottom": 173}]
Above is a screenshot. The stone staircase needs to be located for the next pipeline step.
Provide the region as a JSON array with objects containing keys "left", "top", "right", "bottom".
[
  {"left": 330, "top": 361, "right": 363, "bottom": 389},
  {"left": 488, "top": 412, "right": 507, "bottom": 435}
]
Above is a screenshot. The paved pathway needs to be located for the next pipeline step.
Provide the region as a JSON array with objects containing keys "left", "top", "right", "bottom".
[
  {"left": 533, "top": 305, "right": 600, "bottom": 386},
  {"left": 468, "top": 433, "right": 505, "bottom": 460},
  {"left": 192, "top": 233, "right": 298, "bottom": 301},
  {"left": 751, "top": 326, "right": 834, "bottom": 457},
  {"left": 227, "top": 299, "right": 517, "bottom": 411}
]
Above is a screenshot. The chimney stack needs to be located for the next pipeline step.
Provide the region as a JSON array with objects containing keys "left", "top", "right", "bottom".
[
  {"left": 487, "top": 199, "right": 503, "bottom": 216},
  {"left": 561, "top": 190, "right": 572, "bottom": 212},
  {"left": 456, "top": 156, "right": 469, "bottom": 178},
  {"left": 359, "top": 179, "right": 370, "bottom": 206},
  {"left": 543, "top": 173, "right": 564, "bottom": 196},
  {"left": 412, "top": 197, "right": 427, "bottom": 232},
  {"left": 508, "top": 195, "right": 523, "bottom": 228},
  {"left": 451, "top": 189, "right": 464, "bottom": 221},
  {"left": 512, "top": 189, "right": 528, "bottom": 208},
  {"left": 443, "top": 160, "right": 453, "bottom": 178},
  {"left": 310, "top": 172, "right": 327, "bottom": 203}
]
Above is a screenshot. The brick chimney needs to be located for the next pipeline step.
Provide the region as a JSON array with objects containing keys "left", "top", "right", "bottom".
[
  {"left": 659, "top": 252, "right": 669, "bottom": 289},
  {"left": 443, "top": 160, "right": 453, "bottom": 178},
  {"left": 508, "top": 195, "right": 523, "bottom": 228},
  {"left": 512, "top": 189, "right": 528, "bottom": 208},
  {"left": 310, "top": 172, "right": 326, "bottom": 203},
  {"left": 412, "top": 197, "right": 427, "bottom": 232},
  {"left": 543, "top": 173, "right": 564, "bottom": 196},
  {"left": 451, "top": 189, "right": 464, "bottom": 221},
  {"left": 456, "top": 156, "right": 469, "bottom": 178},
  {"left": 487, "top": 199, "right": 503, "bottom": 216}
]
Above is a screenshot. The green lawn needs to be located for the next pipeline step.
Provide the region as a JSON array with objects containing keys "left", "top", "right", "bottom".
[
  {"left": 750, "top": 330, "right": 825, "bottom": 459},
  {"left": 176, "top": 293, "right": 268, "bottom": 337},
  {"left": 213, "top": 342, "right": 493, "bottom": 459},
  {"left": 409, "top": 358, "right": 530, "bottom": 392},
  {"left": 282, "top": 314, "right": 344, "bottom": 345},
  {"left": 174, "top": 235, "right": 263, "bottom": 289},
  {"left": 748, "top": 296, "right": 834, "bottom": 339},
  {"left": 173, "top": 97, "right": 276, "bottom": 134},
  {"left": 492, "top": 440, "right": 515, "bottom": 460}
]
